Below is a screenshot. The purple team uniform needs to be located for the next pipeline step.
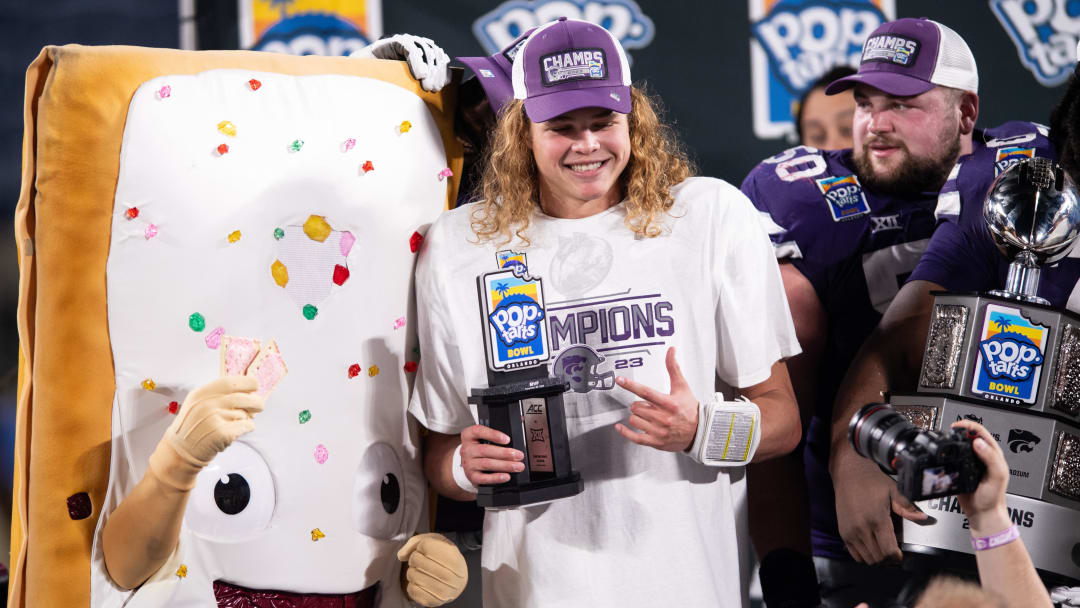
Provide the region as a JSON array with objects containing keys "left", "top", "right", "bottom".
[
  {"left": 910, "top": 127, "right": 1080, "bottom": 307},
  {"left": 741, "top": 121, "right": 1051, "bottom": 560}
]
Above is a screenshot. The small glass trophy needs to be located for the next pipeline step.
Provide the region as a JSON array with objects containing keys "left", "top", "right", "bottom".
[{"left": 468, "top": 255, "right": 583, "bottom": 508}]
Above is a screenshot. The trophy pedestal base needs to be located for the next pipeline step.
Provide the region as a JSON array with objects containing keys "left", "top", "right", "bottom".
[{"left": 477, "top": 472, "right": 583, "bottom": 508}]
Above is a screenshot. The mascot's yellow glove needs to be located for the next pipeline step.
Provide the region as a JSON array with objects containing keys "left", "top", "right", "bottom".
[
  {"left": 398, "top": 533, "right": 469, "bottom": 606},
  {"left": 148, "top": 376, "right": 264, "bottom": 490}
]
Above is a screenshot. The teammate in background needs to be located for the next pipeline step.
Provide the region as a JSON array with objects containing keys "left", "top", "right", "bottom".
[
  {"left": 741, "top": 17, "right": 1051, "bottom": 608},
  {"left": 411, "top": 18, "right": 801, "bottom": 607},
  {"left": 828, "top": 47, "right": 1080, "bottom": 599},
  {"left": 795, "top": 65, "right": 857, "bottom": 150}
]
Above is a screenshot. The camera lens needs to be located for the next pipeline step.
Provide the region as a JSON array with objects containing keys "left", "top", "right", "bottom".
[{"left": 848, "top": 403, "right": 919, "bottom": 473}]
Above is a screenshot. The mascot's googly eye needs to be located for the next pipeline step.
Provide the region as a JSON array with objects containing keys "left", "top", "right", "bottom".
[
  {"left": 353, "top": 442, "right": 405, "bottom": 539},
  {"left": 186, "top": 441, "right": 275, "bottom": 542}
]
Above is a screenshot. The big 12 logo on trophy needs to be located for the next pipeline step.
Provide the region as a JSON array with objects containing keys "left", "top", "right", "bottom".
[{"left": 748, "top": 0, "right": 894, "bottom": 140}]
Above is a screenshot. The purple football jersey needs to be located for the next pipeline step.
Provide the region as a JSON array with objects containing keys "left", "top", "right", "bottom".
[
  {"left": 910, "top": 124, "right": 1080, "bottom": 308},
  {"left": 740, "top": 121, "right": 1054, "bottom": 560}
]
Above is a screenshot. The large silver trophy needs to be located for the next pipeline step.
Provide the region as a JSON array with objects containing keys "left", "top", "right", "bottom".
[{"left": 891, "top": 157, "right": 1080, "bottom": 581}]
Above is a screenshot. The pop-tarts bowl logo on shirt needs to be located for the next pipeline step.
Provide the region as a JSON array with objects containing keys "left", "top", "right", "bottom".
[
  {"left": 541, "top": 49, "right": 606, "bottom": 86},
  {"left": 994, "top": 147, "right": 1036, "bottom": 176},
  {"left": 817, "top": 174, "right": 871, "bottom": 221},
  {"left": 862, "top": 34, "right": 919, "bottom": 66},
  {"left": 496, "top": 249, "right": 528, "bottom": 273},
  {"left": 971, "top": 303, "right": 1049, "bottom": 405},
  {"left": 482, "top": 269, "right": 552, "bottom": 371}
]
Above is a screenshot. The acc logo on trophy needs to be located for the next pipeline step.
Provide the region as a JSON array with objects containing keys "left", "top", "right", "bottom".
[
  {"left": 482, "top": 269, "right": 552, "bottom": 371},
  {"left": 971, "top": 304, "right": 1049, "bottom": 405},
  {"left": 817, "top": 174, "right": 871, "bottom": 221}
]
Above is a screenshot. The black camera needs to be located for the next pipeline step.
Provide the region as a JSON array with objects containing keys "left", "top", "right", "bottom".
[{"left": 848, "top": 403, "right": 985, "bottom": 502}]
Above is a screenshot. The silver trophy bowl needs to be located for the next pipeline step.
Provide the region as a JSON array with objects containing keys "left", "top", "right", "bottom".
[{"left": 983, "top": 157, "right": 1080, "bottom": 304}]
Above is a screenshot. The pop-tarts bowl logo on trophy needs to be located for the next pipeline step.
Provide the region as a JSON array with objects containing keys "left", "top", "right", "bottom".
[
  {"left": 972, "top": 303, "right": 1049, "bottom": 404},
  {"left": 483, "top": 269, "right": 552, "bottom": 370},
  {"left": 994, "top": 147, "right": 1036, "bottom": 176},
  {"left": 817, "top": 174, "right": 871, "bottom": 221}
]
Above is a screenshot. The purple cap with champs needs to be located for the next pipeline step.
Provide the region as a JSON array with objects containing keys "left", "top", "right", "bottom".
[
  {"left": 511, "top": 17, "right": 632, "bottom": 123},
  {"left": 825, "top": 17, "right": 978, "bottom": 97},
  {"left": 457, "top": 27, "right": 537, "bottom": 115}
]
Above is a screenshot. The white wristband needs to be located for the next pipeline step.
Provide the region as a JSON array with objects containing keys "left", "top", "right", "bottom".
[
  {"left": 686, "top": 393, "right": 761, "bottom": 467},
  {"left": 452, "top": 443, "right": 478, "bottom": 494}
]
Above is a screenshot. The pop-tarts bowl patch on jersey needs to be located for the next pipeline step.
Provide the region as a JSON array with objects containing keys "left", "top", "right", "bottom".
[
  {"left": 994, "top": 147, "right": 1035, "bottom": 176},
  {"left": 816, "top": 174, "right": 871, "bottom": 221},
  {"left": 482, "top": 269, "right": 552, "bottom": 371},
  {"left": 971, "top": 303, "right": 1048, "bottom": 405},
  {"left": 862, "top": 34, "right": 919, "bottom": 66},
  {"left": 541, "top": 48, "right": 606, "bottom": 86}
]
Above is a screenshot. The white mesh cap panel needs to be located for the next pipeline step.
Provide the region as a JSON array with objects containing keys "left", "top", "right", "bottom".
[
  {"left": 511, "top": 20, "right": 560, "bottom": 100},
  {"left": 930, "top": 21, "right": 978, "bottom": 93}
]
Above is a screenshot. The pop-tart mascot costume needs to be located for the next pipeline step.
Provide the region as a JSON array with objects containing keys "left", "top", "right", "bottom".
[{"left": 10, "top": 38, "right": 467, "bottom": 608}]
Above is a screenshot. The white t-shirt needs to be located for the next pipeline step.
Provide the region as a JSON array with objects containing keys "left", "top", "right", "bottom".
[{"left": 410, "top": 177, "right": 801, "bottom": 607}]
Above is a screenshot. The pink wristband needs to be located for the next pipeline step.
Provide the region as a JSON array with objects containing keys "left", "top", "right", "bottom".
[{"left": 971, "top": 524, "right": 1020, "bottom": 551}]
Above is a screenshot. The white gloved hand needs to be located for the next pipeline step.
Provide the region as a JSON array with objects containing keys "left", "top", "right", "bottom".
[
  {"left": 351, "top": 34, "right": 451, "bottom": 92},
  {"left": 1051, "top": 586, "right": 1080, "bottom": 606}
]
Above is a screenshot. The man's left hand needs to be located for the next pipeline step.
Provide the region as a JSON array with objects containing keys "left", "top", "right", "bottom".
[{"left": 614, "top": 347, "right": 699, "bottom": 452}]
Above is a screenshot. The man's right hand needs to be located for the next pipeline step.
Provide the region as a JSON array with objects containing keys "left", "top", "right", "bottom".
[
  {"left": 148, "top": 376, "right": 264, "bottom": 491},
  {"left": 832, "top": 447, "right": 927, "bottom": 564},
  {"left": 459, "top": 424, "right": 525, "bottom": 486}
]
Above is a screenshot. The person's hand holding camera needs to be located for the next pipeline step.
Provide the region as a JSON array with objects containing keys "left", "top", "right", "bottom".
[
  {"left": 950, "top": 419, "right": 1009, "bottom": 536},
  {"left": 951, "top": 418, "right": 1052, "bottom": 608}
]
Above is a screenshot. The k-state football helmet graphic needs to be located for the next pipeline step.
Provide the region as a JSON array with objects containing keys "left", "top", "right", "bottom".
[{"left": 553, "top": 344, "right": 615, "bottom": 393}]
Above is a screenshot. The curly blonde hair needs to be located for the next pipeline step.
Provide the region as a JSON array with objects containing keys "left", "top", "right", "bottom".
[{"left": 470, "top": 86, "right": 695, "bottom": 245}]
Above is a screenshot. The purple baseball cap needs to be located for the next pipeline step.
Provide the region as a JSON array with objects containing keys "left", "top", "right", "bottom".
[
  {"left": 457, "top": 27, "right": 537, "bottom": 115},
  {"left": 825, "top": 18, "right": 978, "bottom": 97},
  {"left": 510, "top": 17, "right": 632, "bottom": 123}
]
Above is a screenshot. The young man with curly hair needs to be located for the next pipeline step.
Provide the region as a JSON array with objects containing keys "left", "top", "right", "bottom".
[{"left": 409, "top": 17, "right": 801, "bottom": 607}]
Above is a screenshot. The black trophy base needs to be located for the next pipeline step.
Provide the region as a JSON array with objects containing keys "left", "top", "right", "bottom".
[{"left": 476, "top": 472, "right": 583, "bottom": 508}]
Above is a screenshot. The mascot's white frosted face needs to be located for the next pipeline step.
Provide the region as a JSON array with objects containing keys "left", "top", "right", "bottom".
[{"left": 91, "top": 69, "right": 450, "bottom": 606}]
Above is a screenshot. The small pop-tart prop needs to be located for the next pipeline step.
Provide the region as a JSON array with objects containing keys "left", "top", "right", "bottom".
[
  {"left": 220, "top": 335, "right": 261, "bottom": 376},
  {"left": 246, "top": 341, "right": 288, "bottom": 397}
]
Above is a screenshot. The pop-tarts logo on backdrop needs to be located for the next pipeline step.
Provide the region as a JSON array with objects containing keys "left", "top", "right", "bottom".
[
  {"left": 992, "top": 0, "right": 1079, "bottom": 87},
  {"left": 473, "top": 0, "right": 654, "bottom": 58},
  {"left": 749, "top": 0, "right": 894, "bottom": 140},
  {"left": 243, "top": 0, "right": 377, "bottom": 55},
  {"left": 971, "top": 304, "right": 1049, "bottom": 405}
]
